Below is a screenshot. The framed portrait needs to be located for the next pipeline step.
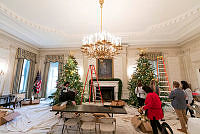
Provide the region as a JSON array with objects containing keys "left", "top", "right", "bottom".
[{"left": 97, "top": 59, "right": 113, "bottom": 79}]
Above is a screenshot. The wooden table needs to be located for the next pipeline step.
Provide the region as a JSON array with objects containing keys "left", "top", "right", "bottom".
[{"left": 51, "top": 104, "right": 127, "bottom": 117}]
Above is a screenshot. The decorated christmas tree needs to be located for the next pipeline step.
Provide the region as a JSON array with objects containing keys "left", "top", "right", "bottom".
[
  {"left": 51, "top": 55, "right": 83, "bottom": 105},
  {"left": 128, "top": 51, "right": 155, "bottom": 106}
]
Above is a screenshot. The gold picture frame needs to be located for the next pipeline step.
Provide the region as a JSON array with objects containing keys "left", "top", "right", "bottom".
[{"left": 96, "top": 59, "right": 114, "bottom": 79}]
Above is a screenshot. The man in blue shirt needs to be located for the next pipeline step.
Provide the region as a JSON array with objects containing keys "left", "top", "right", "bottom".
[{"left": 169, "top": 81, "right": 187, "bottom": 134}]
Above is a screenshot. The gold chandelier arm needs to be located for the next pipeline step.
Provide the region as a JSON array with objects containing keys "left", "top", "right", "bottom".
[
  {"left": 101, "top": 6, "right": 102, "bottom": 32},
  {"left": 99, "top": 0, "right": 104, "bottom": 32}
]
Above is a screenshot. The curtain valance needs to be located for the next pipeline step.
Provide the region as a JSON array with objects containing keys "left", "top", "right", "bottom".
[
  {"left": 146, "top": 52, "right": 162, "bottom": 61},
  {"left": 16, "top": 48, "right": 36, "bottom": 62},
  {"left": 45, "top": 55, "right": 64, "bottom": 63}
]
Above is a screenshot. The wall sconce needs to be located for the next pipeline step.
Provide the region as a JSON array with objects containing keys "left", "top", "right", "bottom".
[{"left": 0, "top": 70, "right": 4, "bottom": 76}]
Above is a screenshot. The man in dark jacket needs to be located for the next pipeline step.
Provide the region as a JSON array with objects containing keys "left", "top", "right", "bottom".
[
  {"left": 59, "top": 82, "right": 75, "bottom": 103},
  {"left": 169, "top": 81, "right": 187, "bottom": 134}
]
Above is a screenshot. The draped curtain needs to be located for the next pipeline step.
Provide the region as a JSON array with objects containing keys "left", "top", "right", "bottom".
[
  {"left": 13, "top": 48, "right": 36, "bottom": 98},
  {"left": 41, "top": 62, "right": 50, "bottom": 98},
  {"left": 26, "top": 61, "right": 36, "bottom": 98},
  {"left": 13, "top": 59, "right": 24, "bottom": 94},
  {"left": 41, "top": 55, "right": 64, "bottom": 98}
]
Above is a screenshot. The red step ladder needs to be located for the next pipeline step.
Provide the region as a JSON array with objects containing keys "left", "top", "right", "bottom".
[
  {"left": 156, "top": 56, "right": 171, "bottom": 99},
  {"left": 81, "top": 65, "right": 103, "bottom": 104}
]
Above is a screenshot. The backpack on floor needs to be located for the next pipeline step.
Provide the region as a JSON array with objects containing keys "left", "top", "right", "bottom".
[{"left": 161, "top": 122, "right": 173, "bottom": 134}]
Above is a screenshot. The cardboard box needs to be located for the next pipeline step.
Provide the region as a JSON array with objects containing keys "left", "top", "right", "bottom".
[
  {"left": 111, "top": 100, "right": 125, "bottom": 106},
  {"left": 131, "top": 115, "right": 152, "bottom": 133},
  {"left": 22, "top": 100, "right": 31, "bottom": 105},
  {"left": 131, "top": 115, "right": 142, "bottom": 128},
  {"left": 93, "top": 113, "right": 109, "bottom": 119},
  {"left": 139, "top": 121, "right": 152, "bottom": 133},
  {"left": 52, "top": 103, "right": 66, "bottom": 110},
  {"left": 31, "top": 99, "right": 40, "bottom": 104},
  {"left": 0, "top": 111, "right": 20, "bottom": 126},
  {"left": 22, "top": 99, "right": 40, "bottom": 105},
  {"left": 0, "top": 111, "right": 7, "bottom": 125}
]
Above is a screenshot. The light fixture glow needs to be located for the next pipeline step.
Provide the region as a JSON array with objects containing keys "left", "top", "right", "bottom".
[{"left": 81, "top": 0, "right": 122, "bottom": 60}]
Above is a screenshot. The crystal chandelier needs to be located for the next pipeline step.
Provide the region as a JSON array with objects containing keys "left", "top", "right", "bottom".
[{"left": 81, "top": 0, "right": 122, "bottom": 60}]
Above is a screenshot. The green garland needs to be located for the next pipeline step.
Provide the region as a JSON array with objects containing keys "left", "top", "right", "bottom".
[{"left": 89, "top": 78, "right": 123, "bottom": 100}]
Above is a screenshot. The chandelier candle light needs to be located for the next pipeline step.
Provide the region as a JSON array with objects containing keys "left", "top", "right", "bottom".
[{"left": 81, "top": 0, "right": 122, "bottom": 60}]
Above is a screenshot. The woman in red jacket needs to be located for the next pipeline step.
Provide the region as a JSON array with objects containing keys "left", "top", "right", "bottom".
[{"left": 139, "top": 86, "right": 164, "bottom": 134}]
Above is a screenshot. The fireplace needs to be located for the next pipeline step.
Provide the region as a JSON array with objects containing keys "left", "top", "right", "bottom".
[
  {"left": 99, "top": 87, "right": 114, "bottom": 101},
  {"left": 93, "top": 81, "right": 119, "bottom": 101}
]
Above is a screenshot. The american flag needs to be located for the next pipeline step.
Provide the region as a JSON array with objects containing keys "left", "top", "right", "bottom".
[{"left": 33, "top": 71, "right": 42, "bottom": 94}]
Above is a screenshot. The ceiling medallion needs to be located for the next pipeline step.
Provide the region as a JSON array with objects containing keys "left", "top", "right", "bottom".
[{"left": 81, "top": 0, "right": 122, "bottom": 60}]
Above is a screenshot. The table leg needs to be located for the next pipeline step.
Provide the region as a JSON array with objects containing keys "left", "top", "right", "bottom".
[
  {"left": 107, "top": 113, "right": 112, "bottom": 117},
  {"left": 20, "top": 101, "right": 22, "bottom": 107}
]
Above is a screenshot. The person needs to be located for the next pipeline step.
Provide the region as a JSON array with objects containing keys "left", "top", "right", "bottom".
[
  {"left": 169, "top": 81, "right": 187, "bottom": 134},
  {"left": 150, "top": 79, "right": 166, "bottom": 121},
  {"left": 150, "top": 79, "right": 160, "bottom": 96},
  {"left": 139, "top": 86, "right": 163, "bottom": 134},
  {"left": 59, "top": 81, "right": 76, "bottom": 105},
  {"left": 181, "top": 81, "right": 195, "bottom": 117},
  {"left": 135, "top": 81, "right": 146, "bottom": 107}
]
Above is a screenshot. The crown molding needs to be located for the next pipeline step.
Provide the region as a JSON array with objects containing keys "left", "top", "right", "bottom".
[
  {"left": 180, "top": 36, "right": 200, "bottom": 50},
  {"left": 149, "top": 6, "right": 200, "bottom": 31},
  {"left": 0, "top": 16, "right": 42, "bottom": 45},
  {"left": 0, "top": 2, "right": 69, "bottom": 37},
  {"left": 178, "top": 33, "right": 200, "bottom": 47},
  {"left": 0, "top": 29, "right": 39, "bottom": 52},
  {"left": 0, "top": 2, "right": 200, "bottom": 48}
]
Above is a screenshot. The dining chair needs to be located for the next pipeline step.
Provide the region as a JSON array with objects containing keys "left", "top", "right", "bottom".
[
  {"left": 98, "top": 117, "right": 116, "bottom": 134},
  {"left": 62, "top": 112, "right": 80, "bottom": 134},
  {"left": 80, "top": 113, "right": 97, "bottom": 134}
]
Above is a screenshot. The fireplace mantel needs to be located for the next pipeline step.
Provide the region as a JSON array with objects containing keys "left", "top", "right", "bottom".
[{"left": 93, "top": 81, "right": 119, "bottom": 100}]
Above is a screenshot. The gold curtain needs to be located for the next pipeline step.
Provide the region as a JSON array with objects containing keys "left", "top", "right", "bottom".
[
  {"left": 58, "top": 62, "right": 63, "bottom": 79},
  {"left": 13, "top": 59, "right": 24, "bottom": 94},
  {"left": 41, "top": 62, "right": 50, "bottom": 98}
]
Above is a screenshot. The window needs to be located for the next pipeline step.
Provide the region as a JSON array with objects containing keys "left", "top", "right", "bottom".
[
  {"left": 19, "top": 59, "right": 30, "bottom": 93},
  {"left": 149, "top": 60, "right": 158, "bottom": 77},
  {"left": 46, "top": 62, "right": 59, "bottom": 97}
]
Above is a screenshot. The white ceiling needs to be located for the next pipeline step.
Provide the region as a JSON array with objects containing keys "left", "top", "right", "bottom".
[{"left": 0, "top": 0, "right": 200, "bottom": 48}]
